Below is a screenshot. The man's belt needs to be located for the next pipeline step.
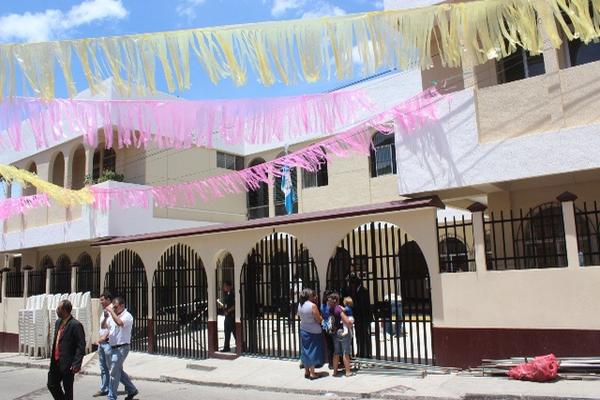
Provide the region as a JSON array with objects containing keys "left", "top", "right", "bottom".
[{"left": 111, "top": 343, "right": 130, "bottom": 349}]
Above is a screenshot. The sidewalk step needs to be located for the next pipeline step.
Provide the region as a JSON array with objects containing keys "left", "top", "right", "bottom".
[
  {"left": 210, "top": 352, "right": 239, "bottom": 361},
  {"left": 186, "top": 364, "right": 217, "bottom": 372}
]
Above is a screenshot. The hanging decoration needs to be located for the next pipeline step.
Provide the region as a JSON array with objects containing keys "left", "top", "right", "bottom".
[
  {"left": 90, "top": 87, "right": 442, "bottom": 210},
  {"left": 0, "top": 87, "right": 441, "bottom": 214},
  {"left": 0, "top": 193, "right": 50, "bottom": 220},
  {"left": 0, "top": 89, "right": 372, "bottom": 151},
  {"left": 0, "top": 0, "right": 599, "bottom": 99},
  {"left": 0, "top": 164, "right": 92, "bottom": 206}
]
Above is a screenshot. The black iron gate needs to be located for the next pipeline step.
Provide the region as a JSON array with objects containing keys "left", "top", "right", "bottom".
[
  {"left": 240, "top": 233, "right": 319, "bottom": 358},
  {"left": 326, "top": 221, "right": 433, "bottom": 365},
  {"left": 153, "top": 244, "right": 208, "bottom": 359},
  {"left": 50, "top": 255, "right": 72, "bottom": 294},
  {"left": 76, "top": 253, "right": 100, "bottom": 297},
  {"left": 104, "top": 249, "right": 149, "bottom": 352}
]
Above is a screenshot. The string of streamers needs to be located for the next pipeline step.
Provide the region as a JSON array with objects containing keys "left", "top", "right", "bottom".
[
  {"left": 0, "top": 88, "right": 441, "bottom": 216},
  {"left": 0, "top": 0, "right": 599, "bottom": 99},
  {"left": 0, "top": 164, "right": 92, "bottom": 206},
  {"left": 0, "top": 90, "right": 373, "bottom": 151},
  {"left": 91, "top": 88, "right": 441, "bottom": 210},
  {"left": 0, "top": 193, "right": 50, "bottom": 220}
]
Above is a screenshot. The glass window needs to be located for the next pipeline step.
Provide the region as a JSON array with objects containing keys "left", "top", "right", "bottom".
[
  {"left": 217, "top": 151, "right": 244, "bottom": 171},
  {"left": 302, "top": 154, "right": 328, "bottom": 189},
  {"left": 370, "top": 132, "right": 397, "bottom": 178},
  {"left": 497, "top": 49, "right": 545, "bottom": 84},
  {"left": 560, "top": 6, "right": 600, "bottom": 68}
]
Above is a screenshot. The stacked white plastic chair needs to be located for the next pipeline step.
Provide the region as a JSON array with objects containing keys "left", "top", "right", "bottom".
[
  {"left": 30, "top": 295, "right": 50, "bottom": 357},
  {"left": 18, "top": 295, "right": 37, "bottom": 354},
  {"left": 74, "top": 292, "right": 93, "bottom": 353}
]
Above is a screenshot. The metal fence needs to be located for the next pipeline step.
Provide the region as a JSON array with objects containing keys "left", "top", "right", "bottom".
[
  {"left": 76, "top": 253, "right": 100, "bottom": 297},
  {"left": 437, "top": 216, "right": 476, "bottom": 273},
  {"left": 104, "top": 249, "right": 149, "bottom": 352},
  {"left": 326, "top": 221, "right": 433, "bottom": 365},
  {"left": 5, "top": 270, "right": 23, "bottom": 297},
  {"left": 484, "top": 203, "right": 568, "bottom": 270},
  {"left": 575, "top": 201, "right": 600, "bottom": 266},
  {"left": 28, "top": 270, "right": 47, "bottom": 296},
  {"left": 153, "top": 244, "right": 208, "bottom": 360},
  {"left": 241, "top": 233, "right": 319, "bottom": 359},
  {"left": 50, "top": 255, "right": 72, "bottom": 294}
]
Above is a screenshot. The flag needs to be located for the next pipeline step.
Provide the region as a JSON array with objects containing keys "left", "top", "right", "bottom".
[{"left": 280, "top": 165, "right": 294, "bottom": 215}]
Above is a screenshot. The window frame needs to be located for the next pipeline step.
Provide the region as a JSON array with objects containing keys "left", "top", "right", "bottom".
[
  {"left": 370, "top": 132, "right": 397, "bottom": 178},
  {"left": 216, "top": 151, "right": 245, "bottom": 171}
]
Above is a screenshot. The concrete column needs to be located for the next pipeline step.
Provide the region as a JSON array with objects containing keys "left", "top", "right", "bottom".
[
  {"left": 1, "top": 268, "right": 7, "bottom": 301},
  {"left": 268, "top": 172, "right": 275, "bottom": 218},
  {"left": 23, "top": 266, "right": 32, "bottom": 299},
  {"left": 70, "top": 262, "right": 79, "bottom": 294},
  {"left": 45, "top": 266, "right": 52, "bottom": 294},
  {"left": 84, "top": 148, "right": 94, "bottom": 179},
  {"left": 64, "top": 153, "right": 72, "bottom": 189},
  {"left": 557, "top": 192, "right": 580, "bottom": 269},
  {"left": 296, "top": 168, "right": 303, "bottom": 214},
  {"left": 468, "top": 202, "right": 488, "bottom": 274}
]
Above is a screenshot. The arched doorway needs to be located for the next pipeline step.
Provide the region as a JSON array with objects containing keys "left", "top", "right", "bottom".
[
  {"left": 51, "top": 254, "right": 71, "bottom": 294},
  {"left": 71, "top": 146, "right": 86, "bottom": 190},
  {"left": 153, "top": 244, "right": 208, "bottom": 359},
  {"left": 23, "top": 162, "right": 37, "bottom": 196},
  {"left": 216, "top": 252, "right": 235, "bottom": 352},
  {"left": 104, "top": 249, "right": 149, "bottom": 352},
  {"left": 51, "top": 152, "right": 65, "bottom": 187},
  {"left": 246, "top": 158, "right": 269, "bottom": 219},
  {"left": 240, "top": 233, "right": 319, "bottom": 358},
  {"left": 75, "top": 252, "right": 99, "bottom": 297},
  {"left": 325, "top": 221, "right": 433, "bottom": 365}
]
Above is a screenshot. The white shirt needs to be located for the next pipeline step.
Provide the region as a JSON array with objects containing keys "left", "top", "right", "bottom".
[
  {"left": 99, "top": 310, "right": 112, "bottom": 338},
  {"left": 108, "top": 309, "right": 134, "bottom": 346}
]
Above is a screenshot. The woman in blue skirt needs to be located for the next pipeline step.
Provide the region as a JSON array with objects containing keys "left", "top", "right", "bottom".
[{"left": 298, "top": 288, "right": 324, "bottom": 379}]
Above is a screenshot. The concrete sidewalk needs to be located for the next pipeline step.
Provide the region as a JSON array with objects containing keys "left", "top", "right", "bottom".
[{"left": 1, "top": 352, "right": 599, "bottom": 399}]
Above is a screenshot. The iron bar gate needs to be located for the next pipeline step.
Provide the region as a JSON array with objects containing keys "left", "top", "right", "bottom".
[
  {"left": 326, "top": 221, "right": 433, "bottom": 365},
  {"left": 50, "top": 255, "right": 72, "bottom": 294},
  {"left": 75, "top": 253, "right": 100, "bottom": 297},
  {"left": 240, "top": 233, "right": 319, "bottom": 359},
  {"left": 104, "top": 249, "right": 149, "bottom": 352},
  {"left": 153, "top": 244, "right": 208, "bottom": 359}
]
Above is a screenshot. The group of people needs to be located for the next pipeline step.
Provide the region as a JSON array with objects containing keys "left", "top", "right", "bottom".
[
  {"left": 47, "top": 291, "right": 138, "bottom": 400},
  {"left": 297, "top": 273, "right": 371, "bottom": 379}
]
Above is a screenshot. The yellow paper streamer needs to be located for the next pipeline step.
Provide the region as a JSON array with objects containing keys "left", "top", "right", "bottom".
[
  {"left": 0, "top": 0, "right": 598, "bottom": 99},
  {"left": 0, "top": 164, "right": 93, "bottom": 206}
]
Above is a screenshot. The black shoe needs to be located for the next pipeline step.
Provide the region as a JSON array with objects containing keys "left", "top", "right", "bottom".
[
  {"left": 125, "top": 390, "right": 139, "bottom": 400},
  {"left": 221, "top": 348, "right": 231, "bottom": 352},
  {"left": 93, "top": 391, "right": 108, "bottom": 397}
]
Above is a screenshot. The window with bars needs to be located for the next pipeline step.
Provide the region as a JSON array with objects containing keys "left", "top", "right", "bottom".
[
  {"left": 370, "top": 132, "right": 397, "bottom": 178},
  {"left": 217, "top": 151, "right": 244, "bottom": 171}
]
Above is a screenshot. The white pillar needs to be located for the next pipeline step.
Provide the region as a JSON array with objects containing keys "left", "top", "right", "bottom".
[
  {"left": 558, "top": 192, "right": 580, "bottom": 269},
  {"left": 46, "top": 267, "right": 52, "bottom": 294},
  {"left": 23, "top": 267, "right": 30, "bottom": 299},
  {"left": 64, "top": 153, "right": 72, "bottom": 189},
  {"left": 85, "top": 148, "right": 94, "bottom": 182},
  {"left": 71, "top": 263, "right": 77, "bottom": 294},
  {"left": 468, "top": 202, "right": 488, "bottom": 274}
]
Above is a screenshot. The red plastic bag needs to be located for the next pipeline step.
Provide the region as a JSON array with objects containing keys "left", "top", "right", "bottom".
[{"left": 508, "top": 354, "right": 559, "bottom": 382}]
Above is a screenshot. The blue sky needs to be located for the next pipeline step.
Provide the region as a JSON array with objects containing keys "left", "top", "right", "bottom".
[{"left": 0, "top": 0, "right": 385, "bottom": 99}]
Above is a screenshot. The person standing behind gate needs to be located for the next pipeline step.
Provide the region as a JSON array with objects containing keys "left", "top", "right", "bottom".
[
  {"left": 347, "top": 273, "right": 372, "bottom": 358},
  {"left": 47, "top": 300, "right": 85, "bottom": 400},
  {"left": 94, "top": 291, "right": 113, "bottom": 397},
  {"left": 105, "top": 296, "right": 139, "bottom": 400},
  {"left": 221, "top": 281, "right": 235, "bottom": 352}
]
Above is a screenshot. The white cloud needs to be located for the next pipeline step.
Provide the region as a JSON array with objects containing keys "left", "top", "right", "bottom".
[
  {"left": 176, "top": 0, "right": 207, "bottom": 21},
  {"left": 374, "top": 1, "right": 384, "bottom": 9},
  {"left": 301, "top": 3, "right": 346, "bottom": 19},
  {"left": 271, "top": 0, "right": 346, "bottom": 18},
  {"left": 0, "top": 0, "right": 128, "bottom": 43}
]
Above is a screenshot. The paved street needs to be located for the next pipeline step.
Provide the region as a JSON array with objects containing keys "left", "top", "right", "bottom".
[{"left": 0, "top": 366, "right": 338, "bottom": 400}]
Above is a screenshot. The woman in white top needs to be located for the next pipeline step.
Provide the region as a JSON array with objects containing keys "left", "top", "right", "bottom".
[{"left": 297, "top": 288, "right": 324, "bottom": 380}]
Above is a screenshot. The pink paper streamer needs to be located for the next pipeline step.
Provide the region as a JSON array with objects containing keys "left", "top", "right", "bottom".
[
  {"left": 0, "top": 90, "right": 373, "bottom": 151},
  {"left": 90, "top": 88, "right": 442, "bottom": 211},
  {"left": 0, "top": 193, "right": 50, "bottom": 220}
]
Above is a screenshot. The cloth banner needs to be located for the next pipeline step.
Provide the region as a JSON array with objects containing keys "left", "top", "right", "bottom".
[
  {"left": 0, "top": 90, "right": 372, "bottom": 151},
  {"left": 0, "top": 0, "right": 598, "bottom": 98}
]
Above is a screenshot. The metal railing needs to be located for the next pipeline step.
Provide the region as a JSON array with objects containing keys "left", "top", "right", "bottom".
[
  {"left": 484, "top": 204, "right": 567, "bottom": 270},
  {"left": 5, "top": 270, "right": 24, "bottom": 297},
  {"left": 437, "top": 216, "right": 476, "bottom": 273},
  {"left": 575, "top": 201, "right": 600, "bottom": 266},
  {"left": 28, "top": 270, "right": 47, "bottom": 296}
]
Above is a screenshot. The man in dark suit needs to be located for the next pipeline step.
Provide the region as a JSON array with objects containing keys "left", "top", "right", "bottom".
[
  {"left": 47, "top": 299, "right": 86, "bottom": 400},
  {"left": 221, "top": 280, "right": 236, "bottom": 352},
  {"left": 348, "top": 273, "right": 372, "bottom": 358}
]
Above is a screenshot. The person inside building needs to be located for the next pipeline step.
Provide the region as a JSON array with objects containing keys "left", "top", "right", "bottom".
[
  {"left": 346, "top": 272, "right": 372, "bottom": 358},
  {"left": 298, "top": 288, "right": 324, "bottom": 380},
  {"left": 47, "top": 300, "right": 86, "bottom": 400},
  {"left": 221, "top": 280, "right": 236, "bottom": 352},
  {"left": 105, "top": 296, "right": 139, "bottom": 400}
]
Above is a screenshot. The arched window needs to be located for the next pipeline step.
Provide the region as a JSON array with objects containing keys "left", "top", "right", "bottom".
[
  {"left": 51, "top": 152, "right": 65, "bottom": 187},
  {"left": 516, "top": 203, "right": 567, "bottom": 268},
  {"left": 23, "top": 162, "right": 37, "bottom": 196},
  {"left": 71, "top": 146, "right": 86, "bottom": 190},
  {"left": 247, "top": 158, "right": 269, "bottom": 219},
  {"left": 439, "top": 237, "right": 470, "bottom": 272},
  {"left": 370, "top": 132, "right": 397, "bottom": 178},
  {"left": 302, "top": 148, "right": 328, "bottom": 188}
]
